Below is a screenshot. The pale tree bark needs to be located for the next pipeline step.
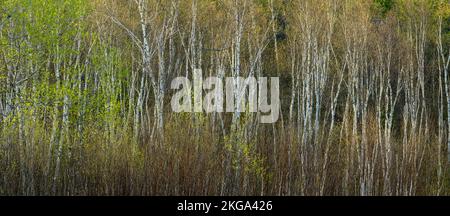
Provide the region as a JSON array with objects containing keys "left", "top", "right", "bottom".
[
  {"left": 109, "top": 0, "right": 179, "bottom": 144},
  {"left": 437, "top": 17, "right": 450, "bottom": 163}
]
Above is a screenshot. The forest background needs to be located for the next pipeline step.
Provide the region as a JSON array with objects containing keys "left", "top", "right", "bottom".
[{"left": 0, "top": 0, "right": 449, "bottom": 196}]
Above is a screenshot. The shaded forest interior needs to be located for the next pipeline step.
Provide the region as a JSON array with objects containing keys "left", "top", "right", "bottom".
[{"left": 0, "top": 0, "right": 450, "bottom": 195}]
